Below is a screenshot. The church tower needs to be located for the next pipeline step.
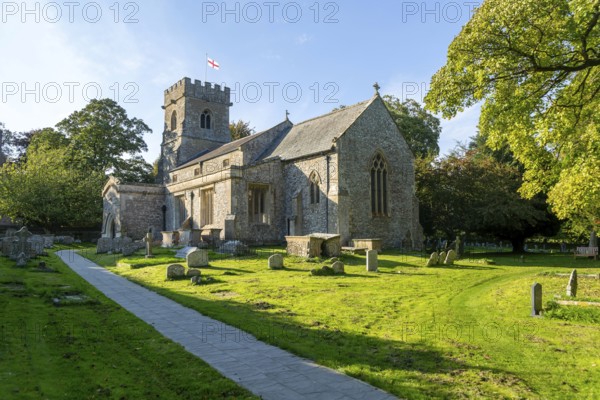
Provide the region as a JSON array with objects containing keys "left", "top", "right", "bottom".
[{"left": 158, "top": 77, "right": 232, "bottom": 183}]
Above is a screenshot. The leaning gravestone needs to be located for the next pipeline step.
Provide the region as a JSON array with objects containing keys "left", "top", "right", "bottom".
[
  {"left": 566, "top": 269, "right": 578, "bottom": 297},
  {"left": 166, "top": 264, "right": 186, "bottom": 280},
  {"left": 187, "top": 249, "right": 209, "bottom": 268},
  {"left": 531, "top": 282, "right": 542, "bottom": 317},
  {"left": 175, "top": 246, "right": 197, "bottom": 259},
  {"left": 366, "top": 250, "right": 378, "bottom": 272},
  {"left": 332, "top": 261, "right": 345, "bottom": 274},
  {"left": 426, "top": 252, "right": 438, "bottom": 267},
  {"left": 268, "top": 254, "right": 284, "bottom": 270},
  {"left": 444, "top": 250, "right": 457, "bottom": 265}
]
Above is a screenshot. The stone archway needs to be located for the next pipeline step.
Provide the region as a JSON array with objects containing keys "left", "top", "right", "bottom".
[{"left": 103, "top": 214, "right": 116, "bottom": 238}]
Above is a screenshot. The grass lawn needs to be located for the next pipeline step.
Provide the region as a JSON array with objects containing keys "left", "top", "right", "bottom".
[
  {"left": 82, "top": 246, "right": 600, "bottom": 399},
  {"left": 0, "top": 247, "right": 258, "bottom": 400}
]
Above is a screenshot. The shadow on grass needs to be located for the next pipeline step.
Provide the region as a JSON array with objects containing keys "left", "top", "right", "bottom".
[
  {"left": 430, "top": 264, "right": 499, "bottom": 271},
  {"left": 202, "top": 265, "right": 257, "bottom": 274},
  {"left": 122, "top": 277, "right": 533, "bottom": 399}
]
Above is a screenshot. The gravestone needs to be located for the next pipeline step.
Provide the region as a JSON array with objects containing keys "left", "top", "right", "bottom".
[
  {"left": 166, "top": 264, "right": 185, "bottom": 280},
  {"left": 175, "top": 246, "right": 197, "bottom": 259},
  {"left": 425, "top": 252, "right": 438, "bottom": 267},
  {"left": 191, "top": 275, "right": 202, "bottom": 285},
  {"left": 444, "top": 250, "right": 456, "bottom": 265},
  {"left": 268, "top": 254, "right": 284, "bottom": 270},
  {"left": 1, "top": 237, "right": 13, "bottom": 256},
  {"left": 96, "top": 238, "right": 113, "bottom": 254},
  {"left": 222, "top": 240, "right": 249, "bottom": 256},
  {"left": 332, "top": 261, "right": 345, "bottom": 274},
  {"left": 186, "top": 268, "right": 201, "bottom": 278},
  {"left": 438, "top": 251, "right": 447, "bottom": 265},
  {"left": 566, "top": 269, "right": 578, "bottom": 297},
  {"left": 531, "top": 282, "right": 542, "bottom": 316},
  {"left": 29, "top": 235, "right": 45, "bottom": 256},
  {"left": 16, "top": 252, "right": 28, "bottom": 267},
  {"left": 42, "top": 235, "right": 55, "bottom": 249},
  {"left": 122, "top": 242, "right": 144, "bottom": 256},
  {"left": 366, "top": 250, "right": 378, "bottom": 272},
  {"left": 144, "top": 229, "right": 154, "bottom": 259},
  {"left": 11, "top": 227, "right": 32, "bottom": 262},
  {"left": 187, "top": 249, "right": 209, "bottom": 268}
]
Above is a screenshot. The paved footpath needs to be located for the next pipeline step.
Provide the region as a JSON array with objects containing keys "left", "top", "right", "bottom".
[{"left": 57, "top": 250, "right": 398, "bottom": 400}]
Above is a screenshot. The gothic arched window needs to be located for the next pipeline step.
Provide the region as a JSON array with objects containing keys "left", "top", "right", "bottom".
[
  {"left": 170, "top": 111, "right": 177, "bottom": 131},
  {"left": 309, "top": 172, "right": 320, "bottom": 204},
  {"left": 201, "top": 110, "right": 212, "bottom": 129},
  {"left": 370, "top": 153, "right": 388, "bottom": 216}
]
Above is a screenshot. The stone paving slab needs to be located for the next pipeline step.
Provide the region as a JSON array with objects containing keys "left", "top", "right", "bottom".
[{"left": 57, "top": 250, "right": 398, "bottom": 400}]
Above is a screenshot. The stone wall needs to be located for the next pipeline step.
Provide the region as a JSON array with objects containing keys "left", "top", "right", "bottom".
[
  {"left": 102, "top": 180, "right": 165, "bottom": 240},
  {"left": 336, "top": 96, "right": 421, "bottom": 248},
  {"left": 283, "top": 153, "right": 339, "bottom": 236},
  {"left": 231, "top": 160, "right": 285, "bottom": 244}
]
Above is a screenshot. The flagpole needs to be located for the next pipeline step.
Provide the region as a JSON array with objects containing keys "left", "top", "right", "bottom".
[{"left": 205, "top": 53, "right": 208, "bottom": 82}]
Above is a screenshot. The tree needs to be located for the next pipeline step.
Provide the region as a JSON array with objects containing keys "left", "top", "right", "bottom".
[
  {"left": 0, "top": 123, "right": 8, "bottom": 165},
  {"left": 56, "top": 98, "right": 152, "bottom": 181},
  {"left": 229, "top": 119, "right": 255, "bottom": 141},
  {"left": 0, "top": 99, "right": 155, "bottom": 230},
  {"left": 425, "top": 0, "right": 600, "bottom": 231},
  {"left": 0, "top": 144, "right": 105, "bottom": 231},
  {"left": 383, "top": 96, "right": 441, "bottom": 158},
  {"left": 417, "top": 145, "right": 560, "bottom": 252}
]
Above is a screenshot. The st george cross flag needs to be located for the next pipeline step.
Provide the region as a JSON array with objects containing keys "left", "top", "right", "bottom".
[{"left": 207, "top": 57, "right": 220, "bottom": 70}]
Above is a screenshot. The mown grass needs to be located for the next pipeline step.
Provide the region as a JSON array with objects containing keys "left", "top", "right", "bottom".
[
  {"left": 0, "top": 246, "right": 258, "bottom": 400},
  {"left": 82, "top": 246, "right": 600, "bottom": 399}
]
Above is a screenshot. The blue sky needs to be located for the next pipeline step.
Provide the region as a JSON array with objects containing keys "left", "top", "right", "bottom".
[{"left": 0, "top": 0, "right": 481, "bottom": 162}]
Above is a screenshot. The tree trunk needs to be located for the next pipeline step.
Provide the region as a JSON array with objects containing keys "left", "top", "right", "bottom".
[{"left": 511, "top": 237, "right": 526, "bottom": 253}]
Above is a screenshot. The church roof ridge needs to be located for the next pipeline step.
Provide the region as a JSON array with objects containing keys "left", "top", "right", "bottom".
[
  {"left": 292, "top": 97, "right": 374, "bottom": 127},
  {"left": 258, "top": 96, "right": 377, "bottom": 161}
]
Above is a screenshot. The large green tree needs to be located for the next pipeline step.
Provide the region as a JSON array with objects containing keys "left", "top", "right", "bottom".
[
  {"left": 383, "top": 96, "right": 441, "bottom": 157},
  {"left": 0, "top": 99, "right": 154, "bottom": 230},
  {"left": 0, "top": 144, "right": 105, "bottom": 231},
  {"left": 417, "top": 146, "right": 560, "bottom": 252},
  {"left": 425, "top": 0, "right": 600, "bottom": 232},
  {"left": 56, "top": 98, "right": 153, "bottom": 182}
]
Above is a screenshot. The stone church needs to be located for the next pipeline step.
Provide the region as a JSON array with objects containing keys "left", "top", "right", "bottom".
[{"left": 101, "top": 77, "right": 422, "bottom": 248}]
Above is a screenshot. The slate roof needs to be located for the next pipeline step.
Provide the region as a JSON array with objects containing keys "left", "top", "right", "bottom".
[
  {"left": 260, "top": 97, "right": 375, "bottom": 161},
  {"left": 173, "top": 120, "right": 292, "bottom": 170},
  {"left": 172, "top": 95, "right": 376, "bottom": 171}
]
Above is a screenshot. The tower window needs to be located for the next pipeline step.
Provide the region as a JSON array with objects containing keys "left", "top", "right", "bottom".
[
  {"left": 309, "top": 172, "right": 320, "bottom": 204},
  {"left": 370, "top": 153, "right": 388, "bottom": 216},
  {"left": 201, "top": 110, "right": 212, "bottom": 129},
  {"left": 170, "top": 111, "right": 177, "bottom": 131}
]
